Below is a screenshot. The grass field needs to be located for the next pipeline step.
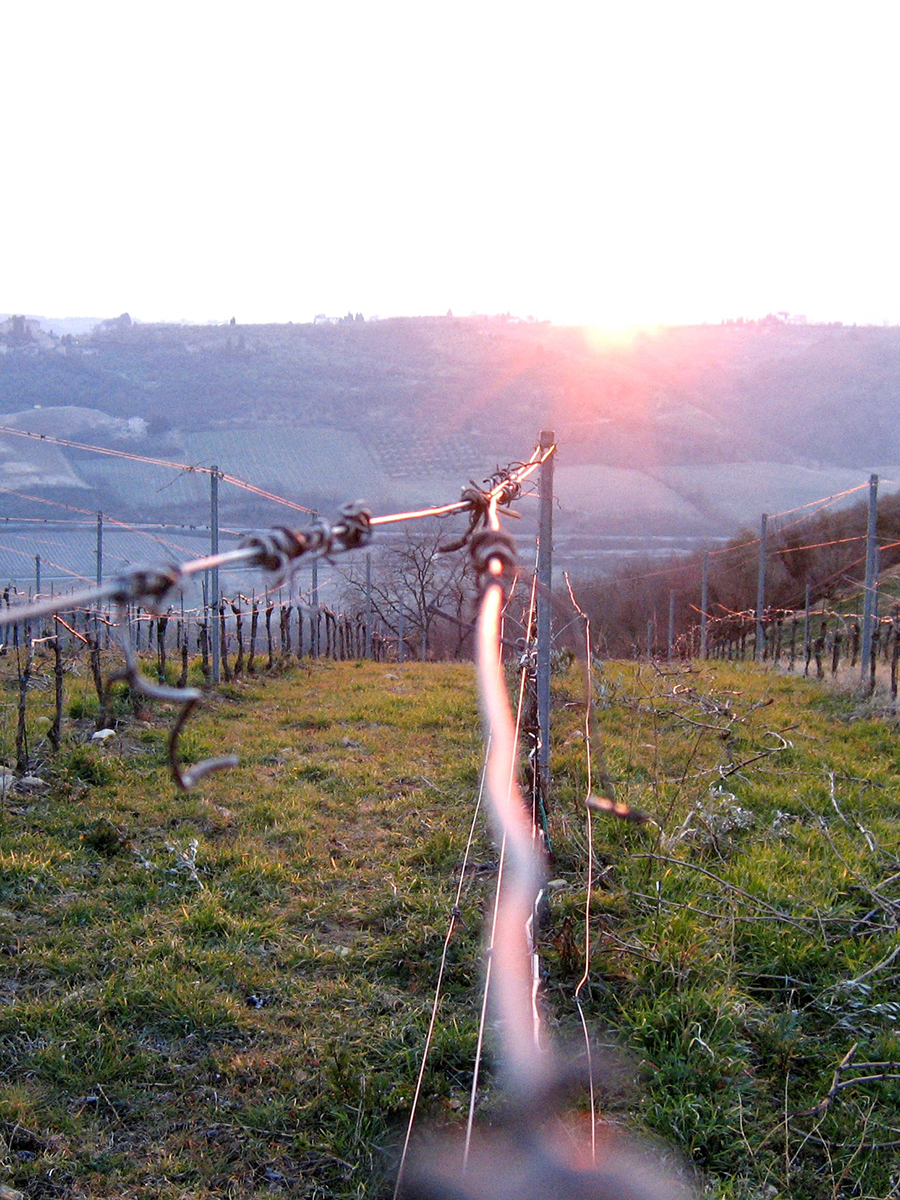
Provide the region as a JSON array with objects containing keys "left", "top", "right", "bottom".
[{"left": 0, "top": 655, "right": 899, "bottom": 1199}]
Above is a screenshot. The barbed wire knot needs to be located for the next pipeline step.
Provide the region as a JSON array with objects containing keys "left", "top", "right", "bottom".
[
  {"left": 110, "top": 563, "right": 184, "bottom": 613},
  {"left": 487, "top": 464, "right": 524, "bottom": 508},
  {"left": 240, "top": 526, "right": 308, "bottom": 578},
  {"left": 470, "top": 529, "right": 518, "bottom": 596},
  {"left": 438, "top": 484, "right": 492, "bottom": 553},
  {"left": 335, "top": 502, "right": 373, "bottom": 552}
]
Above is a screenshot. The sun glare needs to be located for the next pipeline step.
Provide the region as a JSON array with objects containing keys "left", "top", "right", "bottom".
[{"left": 578, "top": 322, "right": 664, "bottom": 351}]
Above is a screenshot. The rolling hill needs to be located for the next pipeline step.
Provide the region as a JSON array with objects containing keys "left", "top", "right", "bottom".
[{"left": 1, "top": 314, "right": 899, "bottom": 581}]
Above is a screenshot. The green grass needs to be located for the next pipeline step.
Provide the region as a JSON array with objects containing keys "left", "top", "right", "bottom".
[{"left": 0, "top": 655, "right": 898, "bottom": 1198}]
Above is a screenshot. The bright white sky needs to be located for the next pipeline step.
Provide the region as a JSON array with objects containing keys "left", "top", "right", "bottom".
[{"left": 4, "top": 1, "right": 899, "bottom": 328}]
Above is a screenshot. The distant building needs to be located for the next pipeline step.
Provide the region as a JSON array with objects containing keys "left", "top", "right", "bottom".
[{"left": 0, "top": 315, "right": 58, "bottom": 350}]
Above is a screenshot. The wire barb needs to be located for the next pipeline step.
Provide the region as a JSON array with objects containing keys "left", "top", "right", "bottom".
[
  {"left": 239, "top": 526, "right": 309, "bottom": 581},
  {"left": 106, "top": 605, "right": 239, "bottom": 791},
  {"left": 107, "top": 563, "right": 186, "bottom": 613}
]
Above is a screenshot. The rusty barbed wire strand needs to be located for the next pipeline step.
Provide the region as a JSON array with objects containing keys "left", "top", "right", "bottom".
[
  {"left": 465, "top": 554, "right": 540, "bottom": 1161},
  {"left": 469, "top": 488, "right": 551, "bottom": 1102},
  {"left": 0, "top": 425, "right": 315, "bottom": 515},
  {"left": 393, "top": 746, "right": 492, "bottom": 1199},
  {"left": 0, "top": 450, "right": 553, "bottom": 628},
  {"left": 766, "top": 481, "right": 869, "bottom": 520}
]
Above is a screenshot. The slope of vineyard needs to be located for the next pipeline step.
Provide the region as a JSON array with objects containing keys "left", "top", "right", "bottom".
[
  {"left": 4, "top": 317, "right": 900, "bottom": 547},
  {"left": 0, "top": 656, "right": 897, "bottom": 1199}
]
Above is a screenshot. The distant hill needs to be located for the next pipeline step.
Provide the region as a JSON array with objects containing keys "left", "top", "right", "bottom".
[{"left": 0, "top": 315, "right": 899, "bottom": 577}]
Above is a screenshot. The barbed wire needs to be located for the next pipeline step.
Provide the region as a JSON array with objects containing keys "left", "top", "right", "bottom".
[
  {"left": 401, "top": 449, "right": 695, "bottom": 1200},
  {"left": 0, "top": 424, "right": 315, "bottom": 515},
  {"left": 0, "top": 445, "right": 552, "bottom": 628},
  {"left": 766, "top": 481, "right": 869, "bottom": 521},
  {"left": 465, "top": 551, "right": 540, "bottom": 1160}
]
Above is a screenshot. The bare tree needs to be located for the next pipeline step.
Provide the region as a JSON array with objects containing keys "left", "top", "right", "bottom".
[{"left": 340, "top": 521, "right": 474, "bottom": 660}]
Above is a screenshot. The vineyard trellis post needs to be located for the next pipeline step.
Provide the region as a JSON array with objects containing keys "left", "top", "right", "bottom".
[
  {"left": 96, "top": 510, "right": 103, "bottom": 587},
  {"left": 311, "top": 512, "right": 319, "bottom": 658},
  {"left": 700, "top": 550, "right": 709, "bottom": 659},
  {"left": 365, "top": 549, "right": 372, "bottom": 659},
  {"left": 667, "top": 589, "right": 675, "bottom": 662},
  {"left": 861, "top": 473, "right": 879, "bottom": 683},
  {"left": 755, "top": 512, "right": 767, "bottom": 663},
  {"left": 535, "top": 429, "right": 555, "bottom": 811},
  {"left": 34, "top": 555, "right": 41, "bottom": 597},
  {"left": 210, "top": 465, "right": 221, "bottom": 683},
  {"left": 804, "top": 581, "right": 811, "bottom": 675}
]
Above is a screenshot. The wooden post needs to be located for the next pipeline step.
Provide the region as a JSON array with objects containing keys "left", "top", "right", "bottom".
[
  {"left": 831, "top": 628, "right": 842, "bottom": 677},
  {"left": 219, "top": 599, "right": 231, "bottom": 681},
  {"left": 15, "top": 633, "right": 34, "bottom": 773},
  {"left": 49, "top": 636, "right": 63, "bottom": 752},
  {"left": 232, "top": 598, "right": 244, "bottom": 676},
  {"left": 179, "top": 618, "right": 189, "bottom": 688},
  {"left": 667, "top": 589, "right": 675, "bottom": 662},
  {"left": 199, "top": 616, "right": 210, "bottom": 683},
  {"left": 265, "top": 602, "right": 274, "bottom": 668},
  {"left": 814, "top": 619, "right": 827, "bottom": 680},
  {"left": 157, "top": 613, "right": 168, "bottom": 682},
  {"left": 870, "top": 619, "right": 880, "bottom": 693},
  {"left": 248, "top": 599, "right": 259, "bottom": 672}
]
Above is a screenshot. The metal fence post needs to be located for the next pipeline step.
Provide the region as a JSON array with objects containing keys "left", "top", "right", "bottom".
[
  {"left": 861, "top": 473, "right": 879, "bottom": 682},
  {"left": 365, "top": 549, "right": 372, "bottom": 659},
  {"left": 210, "top": 466, "right": 220, "bottom": 683},
  {"left": 755, "top": 513, "right": 767, "bottom": 663},
  {"left": 311, "top": 513, "right": 319, "bottom": 659},
  {"left": 700, "top": 551, "right": 709, "bottom": 660},
  {"left": 536, "top": 429, "right": 556, "bottom": 814}
]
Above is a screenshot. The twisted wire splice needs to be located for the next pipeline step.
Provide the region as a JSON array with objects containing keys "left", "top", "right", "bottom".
[
  {"left": 333, "top": 502, "right": 373, "bottom": 552},
  {"left": 108, "top": 563, "right": 185, "bottom": 614},
  {"left": 469, "top": 529, "right": 518, "bottom": 596},
  {"left": 239, "top": 526, "right": 309, "bottom": 576}
]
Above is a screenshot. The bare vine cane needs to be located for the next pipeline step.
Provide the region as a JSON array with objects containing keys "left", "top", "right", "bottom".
[
  {"left": 397, "top": 507, "right": 698, "bottom": 1200},
  {"left": 102, "top": 565, "right": 239, "bottom": 791}
]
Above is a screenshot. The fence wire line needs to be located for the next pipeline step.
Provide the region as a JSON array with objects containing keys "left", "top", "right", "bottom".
[
  {"left": 392, "top": 744, "right": 492, "bottom": 1198},
  {"left": 0, "top": 541, "right": 95, "bottom": 586},
  {"left": 766, "top": 481, "right": 869, "bottom": 520},
  {"left": 464, "top": 557, "right": 542, "bottom": 1157},
  {"left": 0, "top": 424, "right": 315, "bottom": 515},
  {"left": 0, "top": 484, "right": 218, "bottom": 567},
  {"left": 468, "top": 489, "right": 551, "bottom": 1113},
  {"left": 564, "top": 573, "right": 599, "bottom": 1164},
  {"left": 0, "top": 444, "right": 553, "bottom": 629}
]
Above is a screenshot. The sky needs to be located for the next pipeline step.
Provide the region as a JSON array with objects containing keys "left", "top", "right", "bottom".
[{"left": 4, "top": 0, "right": 900, "bottom": 329}]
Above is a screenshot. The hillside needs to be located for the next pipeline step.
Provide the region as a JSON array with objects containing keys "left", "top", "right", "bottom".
[{"left": 1, "top": 317, "right": 900, "bottom": 567}]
